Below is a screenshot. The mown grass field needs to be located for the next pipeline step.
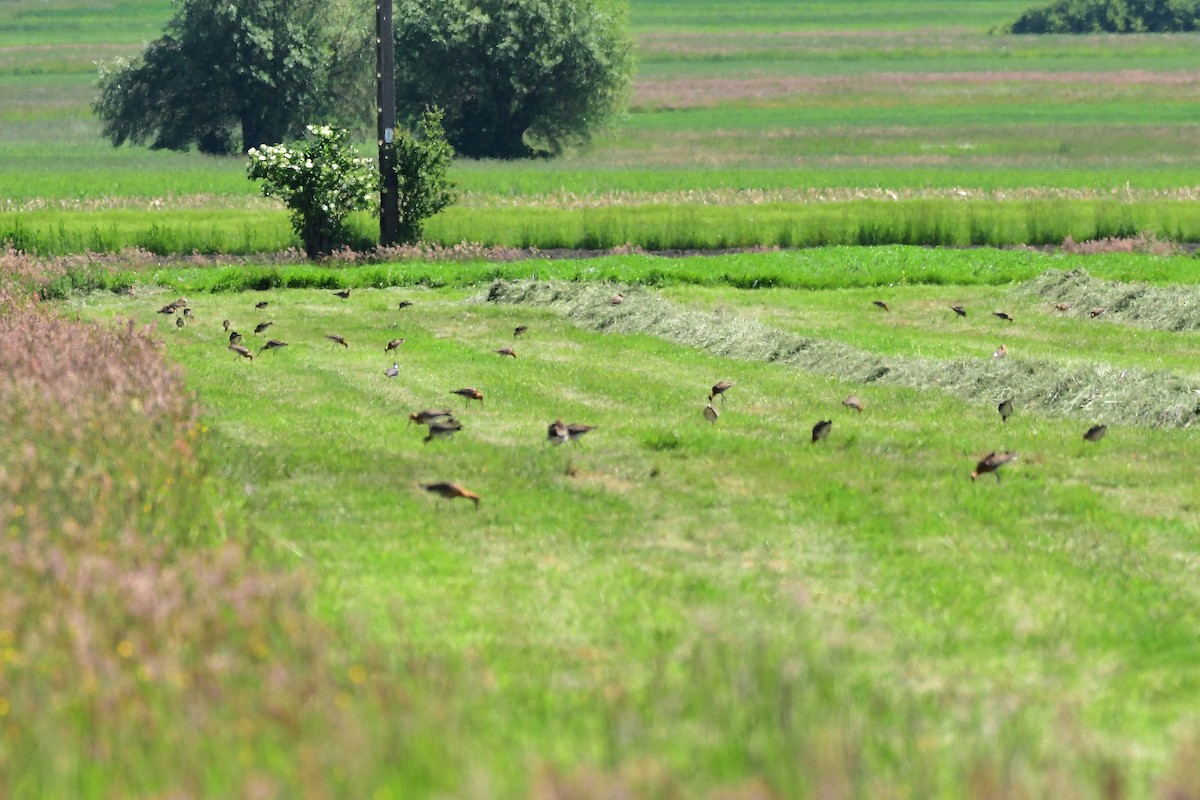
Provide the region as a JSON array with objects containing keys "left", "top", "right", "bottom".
[
  {"left": 51, "top": 248, "right": 1200, "bottom": 796},
  {"left": 4, "top": 0, "right": 1200, "bottom": 251}
]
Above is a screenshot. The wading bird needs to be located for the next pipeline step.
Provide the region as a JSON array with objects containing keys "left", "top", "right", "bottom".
[
  {"left": 1090, "top": 307, "right": 1107, "bottom": 318},
  {"left": 175, "top": 316, "right": 185, "bottom": 329},
  {"left": 872, "top": 300, "right": 890, "bottom": 312},
  {"left": 609, "top": 293, "right": 625, "bottom": 306},
  {"left": 385, "top": 338, "right": 405, "bottom": 352},
  {"left": 709, "top": 380, "right": 734, "bottom": 403},
  {"left": 255, "top": 300, "right": 269, "bottom": 309},
  {"left": 182, "top": 307, "right": 193, "bottom": 319},
  {"left": 992, "top": 344, "right": 1007, "bottom": 359},
  {"left": 229, "top": 331, "right": 243, "bottom": 345},
  {"left": 993, "top": 311, "right": 1014, "bottom": 322},
  {"left": 1054, "top": 303, "right": 1071, "bottom": 312},
  {"left": 950, "top": 305, "right": 967, "bottom": 317},
  {"left": 566, "top": 423, "right": 596, "bottom": 442},
  {"left": 494, "top": 346, "right": 517, "bottom": 359},
  {"left": 514, "top": 325, "right": 528, "bottom": 338},
  {"left": 971, "top": 451, "right": 1017, "bottom": 482},
  {"left": 1084, "top": 424, "right": 1108, "bottom": 442},
  {"left": 409, "top": 409, "right": 453, "bottom": 426},
  {"left": 158, "top": 304, "right": 177, "bottom": 315},
  {"left": 998, "top": 398, "right": 1014, "bottom": 423},
  {"left": 223, "top": 319, "right": 231, "bottom": 332},
  {"left": 842, "top": 395, "right": 864, "bottom": 413},
  {"left": 385, "top": 363, "right": 399, "bottom": 378},
  {"left": 421, "top": 482, "right": 480, "bottom": 509},
  {"left": 423, "top": 419, "right": 463, "bottom": 444},
  {"left": 812, "top": 420, "right": 832, "bottom": 443},
  {"left": 398, "top": 301, "right": 413, "bottom": 310},
  {"left": 325, "top": 334, "right": 349, "bottom": 348},
  {"left": 254, "top": 321, "right": 273, "bottom": 335},
  {"left": 333, "top": 288, "right": 351, "bottom": 299},
  {"left": 229, "top": 344, "right": 254, "bottom": 361},
  {"left": 703, "top": 404, "right": 719, "bottom": 423},
  {"left": 258, "top": 339, "right": 288, "bottom": 356},
  {"left": 451, "top": 388, "right": 484, "bottom": 405}
]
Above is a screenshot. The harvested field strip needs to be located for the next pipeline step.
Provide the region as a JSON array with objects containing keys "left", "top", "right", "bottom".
[
  {"left": 484, "top": 279, "right": 1200, "bottom": 428},
  {"left": 1024, "top": 268, "right": 1200, "bottom": 332}
]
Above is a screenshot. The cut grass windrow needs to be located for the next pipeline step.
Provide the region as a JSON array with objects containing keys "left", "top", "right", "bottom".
[
  {"left": 483, "top": 278, "right": 1200, "bottom": 428},
  {"left": 1025, "top": 267, "right": 1200, "bottom": 332}
]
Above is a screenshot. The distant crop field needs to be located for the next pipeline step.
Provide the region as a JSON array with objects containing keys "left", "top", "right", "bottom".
[{"left": 3, "top": 0, "right": 1200, "bottom": 251}]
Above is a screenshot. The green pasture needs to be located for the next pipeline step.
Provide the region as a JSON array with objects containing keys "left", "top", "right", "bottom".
[
  {"left": 55, "top": 250, "right": 1200, "bottom": 794},
  {"left": 5, "top": 0, "right": 1200, "bottom": 252}
]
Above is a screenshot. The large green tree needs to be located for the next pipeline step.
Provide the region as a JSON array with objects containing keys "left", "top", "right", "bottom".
[
  {"left": 393, "top": 0, "right": 633, "bottom": 159},
  {"left": 94, "top": 0, "right": 356, "bottom": 154}
]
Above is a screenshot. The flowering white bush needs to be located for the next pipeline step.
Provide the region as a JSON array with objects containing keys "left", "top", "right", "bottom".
[{"left": 247, "top": 125, "right": 377, "bottom": 258}]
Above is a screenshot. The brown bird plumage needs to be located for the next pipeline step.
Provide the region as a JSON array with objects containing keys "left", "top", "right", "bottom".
[
  {"left": 703, "top": 404, "right": 719, "bottom": 423},
  {"left": 842, "top": 395, "right": 864, "bottom": 413},
  {"left": 398, "top": 301, "right": 413, "bottom": 310},
  {"left": 409, "top": 409, "right": 453, "bottom": 427},
  {"left": 566, "top": 423, "right": 596, "bottom": 442},
  {"left": 175, "top": 316, "right": 185, "bottom": 328},
  {"left": 992, "top": 343, "right": 1007, "bottom": 359},
  {"left": 325, "top": 334, "right": 349, "bottom": 348},
  {"left": 950, "top": 305, "right": 967, "bottom": 317},
  {"left": 333, "top": 288, "right": 351, "bottom": 299},
  {"left": 1054, "top": 303, "right": 1071, "bottom": 312},
  {"left": 709, "top": 380, "right": 734, "bottom": 403},
  {"left": 423, "top": 419, "right": 463, "bottom": 444},
  {"left": 494, "top": 346, "right": 517, "bottom": 358},
  {"left": 229, "top": 344, "right": 254, "bottom": 361},
  {"left": 254, "top": 321, "right": 273, "bottom": 335},
  {"left": 451, "top": 388, "right": 484, "bottom": 404},
  {"left": 1089, "top": 307, "right": 1107, "bottom": 318},
  {"left": 157, "top": 304, "right": 177, "bottom": 315},
  {"left": 993, "top": 311, "right": 1014, "bottom": 322},
  {"left": 609, "top": 293, "right": 625, "bottom": 306},
  {"left": 229, "top": 331, "right": 243, "bottom": 345},
  {"left": 223, "top": 319, "right": 232, "bottom": 331},
  {"left": 547, "top": 419, "right": 569, "bottom": 444},
  {"left": 872, "top": 300, "right": 890, "bottom": 312},
  {"left": 971, "top": 451, "right": 1017, "bottom": 482},
  {"left": 1084, "top": 424, "right": 1108, "bottom": 442},
  {"left": 514, "top": 325, "right": 528, "bottom": 338},
  {"left": 258, "top": 339, "right": 288, "bottom": 355},
  {"left": 255, "top": 300, "right": 269, "bottom": 309},
  {"left": 182, "top": 307, "right": 193, "bottom": 318},
  {"left": 998, "top": 398, "right": 1014, "bottom": 423},
  {"left": 812, "top": 420, "right": 832, "bottom": 443},
  {"left": 385, "top": 338, "right": 406, "bottom": 352},
  {"left": 422, "top": 482, "right": 480, "bottom": 509}
]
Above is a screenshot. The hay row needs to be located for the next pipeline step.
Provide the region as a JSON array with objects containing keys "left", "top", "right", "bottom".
[
  {"left": 484, "top": 279, "right": 1200, "bottom": 428},
  {"left": 1023, "top": 268, "right": 1200, "bottom": 331}
]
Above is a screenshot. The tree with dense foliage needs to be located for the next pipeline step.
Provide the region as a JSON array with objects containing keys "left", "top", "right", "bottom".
[
  {"left": 94, "top": 0, "right": 356, "bottom": 154},
  {"left": 392, "top": 0, "right": 633, "bottom": 159},
  {"left": 1007, "top": 0, "right": 1200, "bottom": 32}
]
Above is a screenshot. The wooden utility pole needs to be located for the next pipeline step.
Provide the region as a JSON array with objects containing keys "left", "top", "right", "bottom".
[{"left": 376, "top": 0, "right": 399, "bottom": 245}]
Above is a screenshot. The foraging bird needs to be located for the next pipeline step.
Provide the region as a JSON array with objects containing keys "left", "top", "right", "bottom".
[
  {"left": 409, "top": 409, "right": 453, "bottom": 426},
  {"left": 812, "top": 420, "right": 832, "bottom": 443},
  {"left": 998, "top": 398, "right": 1014, "bottom": 423},
  {"left": 173, "top": 297, "right": 188, "bottom": 307},
  {"left": 258, "top": 339, "right": 288, "bottom": 355},
  {"left": 451, "top": 388, "right": 484, "bottom": 405},
  {"left": 1084, "top": 424, "right": 1108, "bottom": 442},
  {"left": 547, "top": 419, "right": 569, "bottom": 444},
  {"left": 229, "top": 331, "right": 243, "bottom": 345},
  {"left": 1054, "top": 303, "right": 1071, "bottom": 312},
  {"left": 385, "top": 363, "right": 399, "bottom": 379},
  {"left": 385, "top": 338, "right": 406, "bottom": 352},
  {"left": 992, "top": 344, "right": 1007, "bottom": 359},
  {"left": 1089, "top": 307, "right": 1107, "bottom": 318},
  {"left": 423, "top": 419, "right": 463, "bottom": 444},
  {"left": 333, "top": 288, "right": 351, "bottom": 299},
  {"left": 709, "top": 380, "right": 734, "bottom": 403},
  {"left": 182, "top": 307, "right": 193, "bottom": 319},
  {"left": 950, "top": 305, "right": 967, "bottom": 318},
  {"left": 566, "top": 423, "right": 596, "bottom": 442},
  {"left": 609, "top": 293, "right": 625, "bottom": 306},
  {"left": 223, "top": 319, "right": 231, "bottom": 332},
  {"left": 255, "top": 300, "right": 268, "bottom": 309},
  {"left": 842, "top": 395, "right": 864, "bottom": 413},
  {"left": 398, "top": 301, "right": 413, "bottom": 310},
  {"left": 494, "top": 346, "right": 517, "bottom": 359},
  {"left": 254, "top": 321, "right": 273, "bottom": 335},
  {"left": 703, "top": 404, "right": 719, "bottom": 423},
  {"left": 993, "top": 311, "right": 1014, "bottom": 322},
  {"left": 229, "top": 344, "right": 254, "bottom": 361},
  {"left": 158, "top": 304, "right": 177, "bottom": 315},
  {"left": 514, "top": 325, "right": 528, "bottom": 338},
  {"left": 872, "top": 300, "right": 890, "bottom": 312},
  {"left": 971, "top": 451, "right": 1017, "bottom": 482},
  {"left": 325, "top": 334, "right": 349, "bottom": 348},
  {"left": 421, "top": 482, "right": 480, "bottom": 509},
  {"left": 175, "top": 316, "right": 185, "bottom": 329}
]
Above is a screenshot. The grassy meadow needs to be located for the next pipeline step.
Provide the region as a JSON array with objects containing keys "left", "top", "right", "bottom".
[{"left": 4, "top": 0, "right": 1200, "bottom": 251}]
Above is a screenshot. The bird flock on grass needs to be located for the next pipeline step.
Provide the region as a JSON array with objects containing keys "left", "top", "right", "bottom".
[{"left": 165, "top": 290, "right": 1112, "bottom": 507}]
